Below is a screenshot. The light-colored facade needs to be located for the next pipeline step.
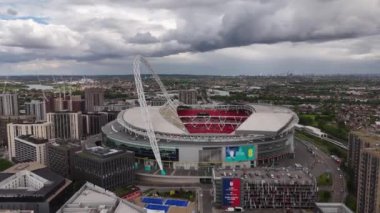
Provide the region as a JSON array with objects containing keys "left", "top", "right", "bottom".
[
  {"left": 14, "top": 135, "right": 47, "bottom": 165},
  {"left": 0, "top": 162, "right": 72, "bottom": 213},
  {"left": 0, "top": 115, "right": 34, "bottom": 147},
  {"left": 103, "top": 104, "right": 298, "bottom": 173},
  {"left": 0, "top": 94, "right": 18, "bottom": 116},
  {"left": 357, "top": 148, "right": 380, "bottom": 213},
  {"left": 314, "top": 203, "right": 353, "bottom": 213},
  {"left": 25, "top": 100, "right": 46, "bottom": 122},
  {"left": 348, "top": 130, "right": 380, "bottom": 188},
  {"left": 47, "top": 112, "right": 82, "bottom": 140},
  {"left": 57, "top": 182, "right": 145, "bottom": 213},
  {"left": 7, "top": 122, "right": 53, "bottom": 160},
  {"left": 0, "top": 170, "right": 48, "bottom": 191}
]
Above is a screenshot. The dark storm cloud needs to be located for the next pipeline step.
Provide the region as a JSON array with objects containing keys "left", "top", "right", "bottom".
[
  {"left": 6, "top": 8, "right": 18, "bottom": 16},
  {"left": 129, "top": 32, "right": 159, "bottom": 44},
  {"left": 163, "top": 0, "right": 380, "bottom": 53}
]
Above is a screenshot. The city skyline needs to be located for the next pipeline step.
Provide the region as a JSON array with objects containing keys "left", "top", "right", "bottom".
[{"left": 0, "top": 0, "right": 379, "bottom": 75}]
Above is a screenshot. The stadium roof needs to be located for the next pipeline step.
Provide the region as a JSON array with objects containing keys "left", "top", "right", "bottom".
[
  {"left": 235, "top": 112, "right": 293, "bottom": 135},
  {"left": 122, "top": 104, "right": 296, "bottom": 136},
  {"left": 123, "top": 106, "right": 186, "bottom": 135}
]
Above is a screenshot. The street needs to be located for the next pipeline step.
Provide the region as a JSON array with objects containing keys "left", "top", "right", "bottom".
[{"left": 277, "top": 138, "right": 347, "bottom": 202}]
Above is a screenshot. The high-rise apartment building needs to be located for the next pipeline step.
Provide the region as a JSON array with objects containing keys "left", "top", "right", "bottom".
[
  {"left": 47, "top": 112, "right": 82, "bottom": 140},
  {"left": 25, "top": 100, "right": 47, "bottom": 122},
  {"left": 7, "top": 122, "right": 54, "bottom": 161},
  {"left": 0, "top": 115, "right": 34, "bottom": 147},
  {"left": 84, "top": 87, "right": 105, "bottom": 112},
  {"left": 179, "top": 90, "right": 197, "bottom": 105},
  {"left": 53, "top": 95, "right": 84, "bottom": 112},
  {"left": 14, "top": 135, "right": 48, "bottom": 165},
  {"left": 0, "top": 94, "right": 18, "bottom": 116},
  {"left": 82, "top": 112, "right": 108, "bottom": 138},
  {"left": 357, "top": 148, "right": 380, "bottom": 213},
  {"left": 70, "top": 95, "right": 84, "bottom": 112},
  {"left": 73, "top": 146, "right": 134, "bottom": 190},
  {"left": 348, "top": 130, "right": 380, "bottom": 187}
]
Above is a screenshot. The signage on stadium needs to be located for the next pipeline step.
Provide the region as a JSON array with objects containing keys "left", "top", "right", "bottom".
[
  {"left": 225, "top": 145, "right": 256, "bottom": 162},
  {"left": 222, "top": 178, "right": 241, "bottom": 207}
]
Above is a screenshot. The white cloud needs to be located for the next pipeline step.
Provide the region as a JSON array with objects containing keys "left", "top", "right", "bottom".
[{"left": 0, "top": 0, "right": 379, "bottom": 74}]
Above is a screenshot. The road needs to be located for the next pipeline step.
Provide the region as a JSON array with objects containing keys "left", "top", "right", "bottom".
[{"left": 277, "top": 138, "right": 347, "bottom": 202}]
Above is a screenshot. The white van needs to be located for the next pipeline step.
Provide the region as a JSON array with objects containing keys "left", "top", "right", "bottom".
[{"left": 225, "top": 207, "right": 235, "bottom": 212}]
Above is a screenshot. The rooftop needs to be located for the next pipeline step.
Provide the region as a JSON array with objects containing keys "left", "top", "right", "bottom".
[
  {"left": 16, "top": 135, "right": 48, "bottom": 144},
  {"left": 57, "top": 182, "right": 145, "bottom": 213},
  {"left": 351, "top": 130, "right": 380, "bottom": 144},
  {"left": 315, "top": 202, "right": 353, "bottom": 213},
  {"left": 235, "top": 112, "right": 293, "bottom": 135},
  {"left": 85, "top": 146, "right": 123, "bottom": 156},
  {"left": 363, "top": 148, "right": 380, "bottom": 158},
  {"left": 48, "top": 140, "right": 81, "bottom": 151},
  {"left": 76, "top": 146, "right": 129, "bottom": 160},
  {"left": 0, "top": 162, "right": 70, "bottom": 202},
  {"left": 213, "top": 167, "right": 315, "bottom": 185},
  {"left": 122, "top": 104, "right": 297, "bottom": 136},
  {"left": 123, "top": 106, "right": 186, "bottom": 135}
]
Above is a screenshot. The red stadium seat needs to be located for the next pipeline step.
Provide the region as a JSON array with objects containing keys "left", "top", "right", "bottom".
[{"left": 177, "top": 108, "right": 251, "bottom": 134}]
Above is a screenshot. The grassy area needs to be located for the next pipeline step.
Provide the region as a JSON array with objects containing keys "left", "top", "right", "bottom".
[
  {"left": 317, "top": 172, "right": 333, "bottom": 186},
  {"left": 145, "top": 188, "right": 196, "bottom": 202},
  {"left": 114, "top": 185, "right": 139, "bottom": 197},
  {"left": 344, "top": 194, "right": 357, "bottom": 211},
  {"left": 0, "top": 158, "right": 13, "bottom": 172},
  {"left": 318, "top": 191, "right": 331, "bottom": 202},
  {"left": 298, "top": 113, "right": 348, "bottom": 141}
]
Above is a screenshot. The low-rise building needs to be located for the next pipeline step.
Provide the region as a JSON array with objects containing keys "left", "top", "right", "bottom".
[
  {"left": 57, "top": 182, "right": 145, "bottom": 213},
  {"left": 0, "top": 162, "right": 72, "bottom": 213},
  {"left": 73, "top": 146, "right": 134, "bottom": 190}
]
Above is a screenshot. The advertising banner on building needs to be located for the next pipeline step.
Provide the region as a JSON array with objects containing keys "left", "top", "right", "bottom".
[
  {"left": 225, "top": 145, "right": 256, "bottom": 162},
  {"left": 222, "top": 178, "right": 241, "bottom": 207}
]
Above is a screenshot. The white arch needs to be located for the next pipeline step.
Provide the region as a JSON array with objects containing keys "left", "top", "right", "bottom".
[{"left": 133, "top": 55, "right": 166, "bottom": 172}]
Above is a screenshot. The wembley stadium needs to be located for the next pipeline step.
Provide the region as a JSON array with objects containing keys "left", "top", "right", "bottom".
[
  {"left": 102, "top": 103, "right": 298, "bottom": 173},
  {"left": 100, "top": 56, "right": 299, "bottom": 182}
]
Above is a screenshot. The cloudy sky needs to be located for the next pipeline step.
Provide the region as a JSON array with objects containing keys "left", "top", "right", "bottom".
[{"left": 0, "top": 0, "right": 380, "bottom": 75}]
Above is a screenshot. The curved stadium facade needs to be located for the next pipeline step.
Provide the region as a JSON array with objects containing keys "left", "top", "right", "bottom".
[{"left": 102, "top": 104, "right": 298, "bottom": 173}]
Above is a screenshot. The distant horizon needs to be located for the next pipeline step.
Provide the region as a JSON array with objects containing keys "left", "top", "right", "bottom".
[{"left": 1, "top": 72, "right": 380, "bottom": 77}]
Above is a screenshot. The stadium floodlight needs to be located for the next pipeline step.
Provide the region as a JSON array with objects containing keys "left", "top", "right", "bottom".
[{"left": 133, "top": 55, "right": 166, "bottom": 174}]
